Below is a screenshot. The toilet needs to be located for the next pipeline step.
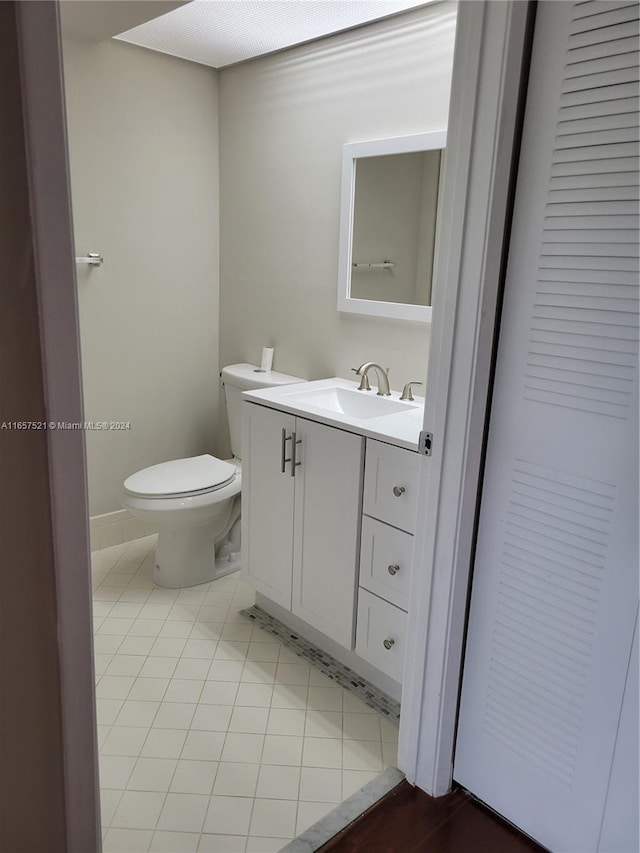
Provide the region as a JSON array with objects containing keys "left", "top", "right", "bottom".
[{"left": 122, "top": 363, "right": 304, "bottom": 588}]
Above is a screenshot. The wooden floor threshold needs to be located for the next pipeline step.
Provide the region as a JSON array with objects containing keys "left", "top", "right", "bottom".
[{"left": 317, "top": 780, "right": 546, "bottom": 853}]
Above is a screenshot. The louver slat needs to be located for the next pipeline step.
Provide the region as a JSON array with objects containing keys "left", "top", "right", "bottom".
[{"left": 524, "top": 8, "right": 638, "bottom": 421}]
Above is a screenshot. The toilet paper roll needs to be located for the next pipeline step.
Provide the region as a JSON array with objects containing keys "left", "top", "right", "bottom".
[{"left": 260, "top": 346, "right": 274, "bottom": 372}]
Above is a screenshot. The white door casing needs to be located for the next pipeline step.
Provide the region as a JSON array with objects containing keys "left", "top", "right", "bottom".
[
  {"left": 454, "top": 2, "right": 639, "bottom": 851},
  {"left": 398, "top": 0, "right": 534, "bottom": 794}
]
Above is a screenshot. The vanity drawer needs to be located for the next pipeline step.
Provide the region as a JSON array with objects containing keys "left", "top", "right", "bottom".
[
  {"left": 356, "top": 589, "right": 407, "bottom": 683},
  {"left": 359, "top": 516, "right": 413, "bottom": 612},
  {"left": 363, "top": 440, "right": 420, "bottom": 533}
]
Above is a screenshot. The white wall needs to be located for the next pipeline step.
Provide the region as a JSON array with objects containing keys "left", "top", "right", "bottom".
[
  {"left": 218, "top": 4, "right": 456, "bottom": 393},
  {"left": 62, "top": 37, "right": 220, "bottom": 516}
]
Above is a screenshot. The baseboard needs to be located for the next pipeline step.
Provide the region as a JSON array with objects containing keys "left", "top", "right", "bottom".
[{"left": 89, "top": 509, "right": 157, "bottom": 552}]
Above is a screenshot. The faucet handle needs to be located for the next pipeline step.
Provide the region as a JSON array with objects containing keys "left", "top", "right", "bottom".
[
  {"left": 400, "top": 381, "right": 422, "bottom": 401},
  {"left": 351, "top": 368, "right": 371, "bottom": 391}
]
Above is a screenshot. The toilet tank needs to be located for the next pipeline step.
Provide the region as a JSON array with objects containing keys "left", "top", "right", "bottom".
[{"left": 221, "top": 363, "right": 305, "bottom": 460}]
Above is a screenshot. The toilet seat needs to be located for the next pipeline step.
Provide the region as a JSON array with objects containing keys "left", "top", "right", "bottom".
[{"left": 124, "top": 454, "right": 236, "bottom": 499}]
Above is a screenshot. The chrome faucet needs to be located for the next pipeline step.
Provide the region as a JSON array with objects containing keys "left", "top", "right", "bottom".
[
  {"left": 352, "top": 362, "right": 391, "bottom": 396},
  {"left": 400, "top": 381, "right": 422, "bottom": 401}
]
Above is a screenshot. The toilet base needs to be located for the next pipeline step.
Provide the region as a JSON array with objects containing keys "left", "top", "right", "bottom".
[
  {"left": 153, "top": 523, "right": 229, "bottom": 588},
  {"left": 215, "top": 552, "right": 241, "bottom": 579},
  {"left": 152, "top": 529, "right": 241, "bottom": 588}
]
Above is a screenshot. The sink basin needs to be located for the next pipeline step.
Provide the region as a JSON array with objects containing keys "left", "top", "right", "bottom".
[{"left": 282, "top": 386, "right": 417, "bottom": 420}]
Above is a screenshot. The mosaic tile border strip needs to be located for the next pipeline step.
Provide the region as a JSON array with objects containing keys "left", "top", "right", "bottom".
[{"left": 241, "top": 605, "right": 400, "bottom": 724}]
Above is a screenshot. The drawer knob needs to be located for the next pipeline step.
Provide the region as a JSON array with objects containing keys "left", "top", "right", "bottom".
[
  {"left": 387, "top": 564, "right": 400, "bottom": 576},
  {"left": 383, "top": 638, "right": 395, "bottom": 650},
  {"left": 392, "top": 485, "right": 405, "bottom": 497}
]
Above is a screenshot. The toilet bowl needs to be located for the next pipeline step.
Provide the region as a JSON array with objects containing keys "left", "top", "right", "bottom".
[
  {"left": 123, "top": 455, "right": 242, "bottom": 588},
  {"left": 122, "top": 363, "right": 305, "bottom": 588}
]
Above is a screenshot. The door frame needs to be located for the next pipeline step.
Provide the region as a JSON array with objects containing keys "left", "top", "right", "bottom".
[
  {"left": 398, "top": 0, "right": 535, "bottom": 795},
  {"left": 16, "top": 2, "right": 99, "bottom": 849}
]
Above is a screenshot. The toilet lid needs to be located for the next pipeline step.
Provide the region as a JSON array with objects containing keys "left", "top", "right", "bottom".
[{"left": 124, "top": 454, "right": 236, "bottom": 498}]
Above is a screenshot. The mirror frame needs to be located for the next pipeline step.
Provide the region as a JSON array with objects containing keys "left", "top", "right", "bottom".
[{"left": 337, "top": 130, "right": 447, "bottom": 323}]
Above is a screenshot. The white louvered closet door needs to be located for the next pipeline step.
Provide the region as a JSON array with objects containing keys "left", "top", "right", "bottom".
[{"left": 454, "top": 2, "right": 639, "bottom": 851}]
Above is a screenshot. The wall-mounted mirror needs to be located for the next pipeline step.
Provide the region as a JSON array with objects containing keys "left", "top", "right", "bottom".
[{"left": 337, "top": 130, "right": 446, "bottom": 323}]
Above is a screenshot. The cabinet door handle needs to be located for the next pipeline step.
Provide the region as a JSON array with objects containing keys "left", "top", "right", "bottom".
[
  {"left": 393, "top": 485, "right": 405, "bottom": 497},
  {"left": 387, "top": 564, "right": 400, "bottom": 576},
  {"left": 291, "top": 431, "right": 302, "bottom": 477},
  {"left": 383, "top": 638, "right": 395, "bottom": 650},
  {"left": 281, "top": 428, "right": 292, "bottom": 474}
]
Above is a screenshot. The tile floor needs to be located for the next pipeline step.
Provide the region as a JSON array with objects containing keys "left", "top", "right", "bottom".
[{"left": 92, "top": 535, "right": 399, "bottom": 853}]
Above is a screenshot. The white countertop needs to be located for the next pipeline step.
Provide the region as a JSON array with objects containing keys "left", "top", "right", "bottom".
[{"left": 242, "top": 377, "right": 424, "bottom": 452}]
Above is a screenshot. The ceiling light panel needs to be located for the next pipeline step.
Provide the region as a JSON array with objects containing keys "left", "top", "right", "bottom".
[{"left": 115, "top": 0, "right": 432, "bottom": 68}]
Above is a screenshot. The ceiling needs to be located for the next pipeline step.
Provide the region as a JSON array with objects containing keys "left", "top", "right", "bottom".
[
  {"left": 64, "top": 0, "right": 436, "bottom": 69},
  {"left": 60, "top": 1, "right": 189, "bottom": 42}
]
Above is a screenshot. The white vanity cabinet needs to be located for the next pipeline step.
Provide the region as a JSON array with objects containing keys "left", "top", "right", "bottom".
[
  {"left": 242, "top": 402, "right": 364, "bottom": 649},
  {"left": 356, "top": 439, "right": 420, "bottom": 681},
  {"left": 241, "top": 379, "right": 424, "bottom": 694}
]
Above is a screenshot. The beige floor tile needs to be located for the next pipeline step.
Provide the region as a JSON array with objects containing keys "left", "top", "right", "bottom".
[
  {"left": 246, "top": 837, "right": 291, "bottom": 852},
  {"left": 170, "top": 759, "right": 218, "bottom": 795},
  {"left": 199, "top": 681, "right": 239, "bottom": 705},
  {"left": 191, "top": 704, "right": 234, "bottom": 732},
  {"left": 202, "top": 795, "right": 253, "bottom": 836},
  {"left": 267, "top": 707, "right": 306, "bottom": 737},
  {"left": 111, "top": 790, "right": 165, "bottom": 829},
  {"left": 163, "top": 678, "right": 205, "bottom": 704},
  {"left": 255, "top": 764, "right": 301, "bottom": 800},
  {"left": 101, "top": 727, "right": 148, "bottom": 758},
  {"left": 342, "top": 739, "right": 383, "bottom": 772},
  {"left": 304, "top": 710, "right": 343, "bottom": 739},
  {"left": 181, "top": 730, "right": 226, "bottom": 762},
  {"left": 212, "top": 762, "right": 260, "bottom": 797},
  {"left": 152, "top": 702, "right": 197, "bottom": 730},
  {"left": 342, "top": 712, "right": 381, "bottom": 741},
  {"left": 295, "top": 800, "right": 335, "bottom": 835},
  {"left": 342, "top": 769, "right": 379, "bottom": 799},
  {"left": 115, "top": 700, "right": 160, "bottom": 728},
  {"left": 298, "top": 767, "right": 342, "bottom": 803},
  {"left": 220, "top": 732, "right": 265, "bottom": 764},
  {"left": 100, "top": 788, "right": 122, "bottom": 827},
  {"left": 228, "top": 706, "right": 269, "bottom": 734},
  {"left": 156, "top": 792, "right": 209, "bottom": 833},
  {"left": 234, "top": 682, "right": 273, "bottom": 707},
  {"left": 150, "top": 830, "right": 200, "bottom": 852},
  {"left": 99, "top": 755, "right": 136, "bottom": 790},
  {"left": 198, "top": 833, "right": 246, "bottom": 852},
  {"left": 93, "top": 539, "right": 394, "bottom": 853},
  {"left": 249, "top": 798, "right": 297, "bottom": 838},
  {"left": 261, "top": 735, "right": 303, "bottom": 766},
  {"left": 102, "top": 827, "right": 153, "bottom": 852},
  {"left": 126, "top": 757, "right": 177, "bottom": 792},
  {"left": 306, "top": 686, "right": 344, "bottom": 712},
  {"left": 140, "top": 728, "right": 187, "bottom": 759},
  {"left": 302, "top": 737, "right": 343, "bottom": 769}
]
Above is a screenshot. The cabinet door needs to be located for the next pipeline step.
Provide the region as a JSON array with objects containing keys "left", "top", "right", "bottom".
[
  {"left": 292, "top": 418, "right": 364, "bottom": 648},
  {"left": 241, "top": 403, "right": 295, "bottom": 609}
]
